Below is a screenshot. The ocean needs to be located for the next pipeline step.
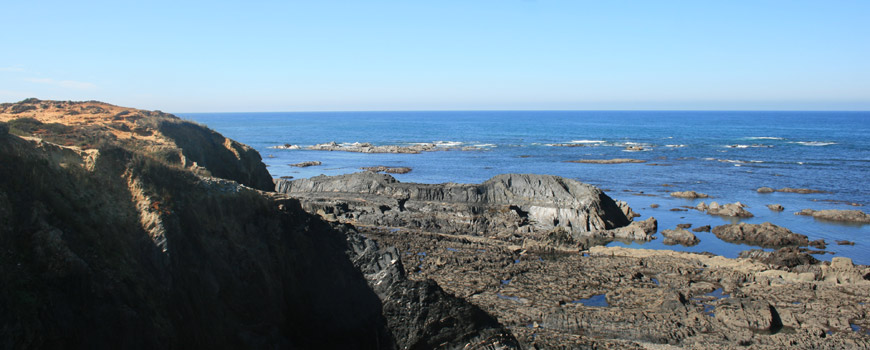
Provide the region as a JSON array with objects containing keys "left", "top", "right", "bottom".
[{"left": 180, "top": 111, "right": 870, "bottom": 264}]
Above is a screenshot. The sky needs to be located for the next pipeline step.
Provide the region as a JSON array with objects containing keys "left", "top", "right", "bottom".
[{"left": 1, "top": 1, "right": 869, "bottom": 112}]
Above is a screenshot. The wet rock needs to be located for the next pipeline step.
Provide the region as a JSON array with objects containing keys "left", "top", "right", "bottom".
[
  {"left": 661, "top": 229, "right": 700, "bottom": 246},
  {"left": 670, "top": 190, "right": 709, "bottom": 199},
  {"left": 777, "top": 187, "right": 826, "bottom": 194},
  {"left": 565, "top": 158, "right": 646, "bottom": 164},
  {"left": 692, "top": 225, "right": 711, "bottom": 233},
  {"left": 757, "top": 187, "right": 775, "bottom": 193},
  {"left": 713, "top": 222, "right": 809, "bottom": 248},
  {"left": 739, "top": 247, "right": 820, "bottom": 268},
  {"left": 650, "top": 203, "right": 660, "bottom": 208},
  {"left": 809, "top": 239, "right": 827, "bottom": 250},
  {"left": 836, "top": 240, "right": 855, "bottom": 246},
  {"left": 767, "top": 204, "right": 784, "bottom": 211},
  {"left": 361, "top": 166, "right": 412, "bottom": 174},
  {"left": 698, "top": 201, "right": 754, "bottom": 217},
  {"left": 676, "top": 223, "right": 692, "bottom": 229},
  {"left": 289, "top": 161, "right": 321, "bottom": 167},
  {"left": 795, "top": 209, "right": 870, "bottom": 223}
]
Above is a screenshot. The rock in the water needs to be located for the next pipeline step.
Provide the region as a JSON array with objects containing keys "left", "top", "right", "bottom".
[
  {"left": 777, "top": 187, "right": 826, "bottom": 194},
  {"left": 289, "top": 160, "right": 322, "bottom": 167},
  {"left": 795, "top": 209, "right": 870, "bottom": 223},
  {"left": 836, "top": 240, "right": 856, "bottom": 246},
  {"left": 757, "top": 187, "right": 775, "bottom": 193},
  {"left": 767, "top": 204, "right": 784, "bottom": 211},
  {"left": 308, "top": 141, "right": 443, "bottom": 154},
  {"left": 650, "top": 203, "right": 660, "bottom": 208},
  {"left": 269, "top": 143, "right": 301, "bottom": 150},
  {"left": 661, "top": 229, "right": 700, "bottom": 246},
  {"left": 565, "top": 158, "right": 646, "bottom": 164},
  {"left": 739, "top": 247, "right": 820, "bottom": 268},
  {"left": 361, "top": 165, "right": 412, "bottom": 174},
  {"left": 699, "top": 201, "right": 754, "bottom": 217},
  {"left": 275, "top": 172, "right": 638, "bottom": 241},
  {"left": 676, "top": 223, "right": 692, "bottom": 229},
  {"left": 617, "top": 200, "right": 640, "bottom": 219},
  {"left": 692, "top": 225, "right": 711, "bottom": 232},
  {"left": 670, "top": 190, "right": 709, "bottom": 199},
  {"left": 713, "top": 222, "right": 809, "bottom": 248}
]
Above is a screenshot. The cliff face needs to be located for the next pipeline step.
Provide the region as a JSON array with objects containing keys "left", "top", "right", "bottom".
[
  {"left": 0, "top": 131, "right": 391, "bottom": 348},
  {"left": 0, "top": 99, "right": 273, "bottom": 191},
  {"left": 0, "top": 100, "right": 518, "bottom": 349},
  {"left": 276, "top": 172, "right": 634, "bottom": 239}
]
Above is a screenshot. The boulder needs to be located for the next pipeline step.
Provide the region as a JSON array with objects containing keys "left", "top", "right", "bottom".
[
  {"left": 661, "top": 229, "right": 700, "bottom": 246},
  {"left": 699, "top": 201, "right": 754, "bottom": 217},
  {"left": 756, "top": 187, "right": 775, "bottom": 193},
  {"left": 766, "top": 204, "right": 784, "bottom": 211},
  {"left": 670, "top": 190, "right": 709, "bottom": 199},
  {"left": 361, "top": 166, "right": 413, "bottom": 174},
  {"left": 712, "top": 222, "right": 809, "bottom": 248},
  {"left": 777, "top": 187, "right": 826, "bottom": 194}
]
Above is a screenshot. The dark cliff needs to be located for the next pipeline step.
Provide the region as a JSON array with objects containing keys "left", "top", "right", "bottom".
[{"left": 0, "top": 100, "right": 517, "bottom": 349}]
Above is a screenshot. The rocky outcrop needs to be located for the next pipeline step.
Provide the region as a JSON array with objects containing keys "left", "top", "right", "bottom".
[
  {"left": 0, "top": 102, "right": 517, "bottom": 349},
  {"left": 795, "top": 209, "right": 870, "bottom": 223},
  {"left": 697, "top": 201, "right": 754, "bottom": 217},
  {"left": 566, "top": 158, "right": 645, "bottom": 164},
  {"left": 712, "top": 222, "right": 809, "bottom": 248},
  {"left": 275, "top": 172, "right": 636, "bottom": 241},
  {"left": 365, "top": 226, "right": 870, "bottom": 349},
  {"left": 361, "top": 166, "right": 412, "bottom": 174},
  {"left": 0, "top": 99, "right": 273, "bottom": 191},
  {"left": 692, "top": 225, "right": 711, "bottom": 232},
  {"left": 661, "top": 229, "right": 700, "bottom": 246},
  {"left": 778, "top": 187, "right": 827, "bottom": 194},
  {"left": 345, "top": 226, "right": 518, "bottom": 349},
  {"left": 739, "top": 247, "right": 820, "bottom": 268},
  {"left": 670, "top": 190, "right": 709, "bottom": 199},
  {"left": 308, "top": 141, "right": 440, "bottom": 154},
  {"left": 289, "top": 160, "right": 321, "bottom": 167}
]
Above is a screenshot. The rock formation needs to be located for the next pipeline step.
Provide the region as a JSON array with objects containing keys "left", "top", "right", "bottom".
[
  {"left": 697, "top": 201, "right": 754, "bottom": 217},
  {"left": 767, "top": 204, "right": 785, "bottom": 211},
  {"left": 795, "top": 209, "right": 870, "bottom": 223},
  {"left": 0, "top": 99, "right": 518, "bottom": 349},
  {"left": 712, "top": 222, "right": 810, "bottom": 248},
  {"left": 670, "top": 190, "right": 709, "bottom": 199},
  {"left": 308, "top": 141, "right": 440, "bottom": 153},
  {"left": 661, "top": 228, "right": 700, "bottom": 246},
  {"left": 361, "top": 165, "right": 413, "bottom": 174},
  {"left": 289, "top": 160, "right": 321, "bottom": 167},
  {"left": 275, "top": 172, "right": 647, "bottom": 243}
]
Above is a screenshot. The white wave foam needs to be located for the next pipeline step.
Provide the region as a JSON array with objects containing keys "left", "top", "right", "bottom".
[
  {"left": 569, "top": 140, "right": 606, "bottom": 144},
  {"left": 746, "top": 137, "right": 784, "bottom": 140},
  {"left": 665, "top": 144, "right": 686, "bottom": 148},
  {"left": 791, "top": 141, "right": 836, "bottom": 146},
  {"left": 434, "top": 141, "right": 464, "bottom": 147},
  {"left": 473, "top": 143, "right": 497, "bottom": 148}
]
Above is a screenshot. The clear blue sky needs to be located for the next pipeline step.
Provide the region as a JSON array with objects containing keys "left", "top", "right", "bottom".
[{"left": 2, "top": 1, "right": 869, "bottom": 112}]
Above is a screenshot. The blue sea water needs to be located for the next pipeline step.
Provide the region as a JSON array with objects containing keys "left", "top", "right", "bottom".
[{"left": 180, "top": 111, "right": 870, "bottom": 264}]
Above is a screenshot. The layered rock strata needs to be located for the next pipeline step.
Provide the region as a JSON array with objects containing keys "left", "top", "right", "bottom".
[{"left": 275, "top": 172, "right": 652, "bottom": 244}]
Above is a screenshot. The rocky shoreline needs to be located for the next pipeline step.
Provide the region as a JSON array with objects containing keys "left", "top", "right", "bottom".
[{"left": 2, "top": 99, "right": 868, "bottom": 349}]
